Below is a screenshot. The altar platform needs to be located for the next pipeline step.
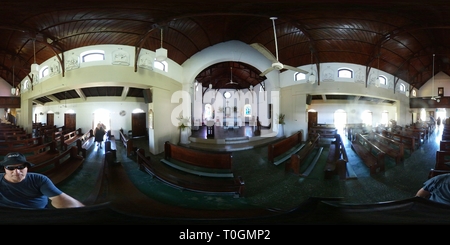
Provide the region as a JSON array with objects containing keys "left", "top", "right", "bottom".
[{"left": 185, "top": 124, "right": 282, "bottom": 152}]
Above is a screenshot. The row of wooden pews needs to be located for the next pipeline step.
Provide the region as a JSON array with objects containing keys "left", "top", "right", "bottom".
[
  {"left": 429, "top": 124, "right": 450, "bottom": 178},
  {"left": 0, "top": 124, "right": 85, "bottom": 186},
  {"left": 366, "top": 132, "right": 405, "bottom": 165}
]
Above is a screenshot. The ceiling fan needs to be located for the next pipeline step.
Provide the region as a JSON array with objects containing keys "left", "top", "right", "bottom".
[
  {"left": 251, "top": 17, "right": 309, "bottom": 77},
  {"left": 226, "top": 67, "right": 238, "bottom": 85}
]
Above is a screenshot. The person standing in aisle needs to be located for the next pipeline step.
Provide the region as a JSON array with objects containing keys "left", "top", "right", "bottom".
[{"left": 94, "top": 122, "right": 106, "bottom": 148}]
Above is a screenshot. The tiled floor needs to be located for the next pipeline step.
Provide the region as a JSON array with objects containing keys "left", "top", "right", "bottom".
[{"left": 57, "top": 124, "right": 442, "bottom": 212}]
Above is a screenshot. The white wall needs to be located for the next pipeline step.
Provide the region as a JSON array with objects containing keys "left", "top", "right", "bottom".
[{"left": 32, "top": 98, "right": 146, "bottom": 139}]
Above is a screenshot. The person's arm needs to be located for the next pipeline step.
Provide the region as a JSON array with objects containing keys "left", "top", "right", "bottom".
[
  {"left": 49, "top": 192, "right": 85, "bottom": 208},
  {"left": 416, "top": 188, "right": 431, "bottom": 199}
]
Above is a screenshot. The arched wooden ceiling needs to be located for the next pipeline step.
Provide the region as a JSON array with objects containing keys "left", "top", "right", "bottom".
[{"left": 0, "top": 1, "right": 448, "bottom": 103}]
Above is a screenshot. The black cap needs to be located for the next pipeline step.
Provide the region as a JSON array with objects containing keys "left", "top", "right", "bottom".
[{"left": 0, "top": 152, "right": 35, "bottom": 167}]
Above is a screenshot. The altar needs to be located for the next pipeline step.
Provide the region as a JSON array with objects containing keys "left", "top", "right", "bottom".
[{"left": 224, "top": 117, "right": 242, "bottom": 127}]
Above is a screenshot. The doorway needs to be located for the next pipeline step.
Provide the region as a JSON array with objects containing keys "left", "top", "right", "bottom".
[
  {"left": 334, "top": 109, "right": 347, "bottom": 135},
  {"left": 436, "top": 108, "right": 447, "bottom": 129},
  {"left": 93, "top": 109, "right": 111, "bottom": 131}
]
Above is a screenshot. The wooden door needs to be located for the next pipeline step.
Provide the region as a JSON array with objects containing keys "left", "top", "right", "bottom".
[
  {"left": 47, "top": 113, "right": 54, "bottom": 126},
  {"left": 64, "top": 113, "right": 76, "bottom": 131},
  {"left": 131, "top": 112, "right": 146, "bottom": 138},
  {"left": 308, "top": 111, "right": 317, "bottom": 129}
]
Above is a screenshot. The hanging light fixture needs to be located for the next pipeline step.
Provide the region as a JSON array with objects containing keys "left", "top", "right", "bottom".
[
  {"left": 432, "top": 53, "right": 439, "bottom": 102},
  {"left": 31, "top": 38, "right": 39, "bottom": 81},
  {"left": 155, "top": 28, "right": 167, "bottom": 61},
  {"left": 10, "top": 63, "right": 15, "bottom": 95},
  {"left": 375, "top": 52, "right": 381, "bottom": 87},
  {"left": 308, "top": 50, "right": 316, "bottom": 84}
]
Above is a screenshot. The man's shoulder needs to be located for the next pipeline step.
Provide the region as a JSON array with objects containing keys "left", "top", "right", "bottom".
[{"left": 27, "top": 172, "right": 50, "bottom": 180}]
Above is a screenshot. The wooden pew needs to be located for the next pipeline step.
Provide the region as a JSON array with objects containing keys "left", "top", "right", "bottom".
[
  {"left": 31, "top": 146, "right": 84, "bottom": 185},
  {"left": 286, "top": 133, "right": 321, "bottom": 175},
  {"left": 0, "top": 127, "right": 24, "bottom": 133},
  {"left": 0, "top": 136, "right": 43, "bottom": 149},
  {"left": 105, "top": 133, "right": 116, "bottom": 150},
  {"left": 104, "top": 134, "right": 117, "bottom": 159},
  {"left": 19, "top": 142, "right": 61, "bottom": 166},
  {"left": 0, "top": 141, "right": 59, "bottom": 165},
  {"left": 384, "top": 130, "right": 416, "bottom": 153},
  {"left": 61, "top": 128, "right": 82, "bottom": 151},
  {"left": 119, "top": 128, "right": 134, "bottom": 156},
  {"left": 36, "top": 125, "right": 56, "bottom": 137},
  {"left": 351, "top": 133, "right": 385, "bottom": 175},
  {"left": 162, "top": 141, "right": 234, "bottom": 177},
  {"left": 267, "top": 131, "right": 303, "bottom": 165},
  {"left": 0, "top": 124, "right": 22, "bottom": 129},
  {"left": 440, "top": 140, "right": 450, "bottom": 152},
  {"left": 428, "top": 169, "right": 450, "bottom": 179},
  {"left": 76, "top": 129, "right": 95, "bottom": 158},
  {"left": 344, "top": 123, "right": 366, "bottom": 140},
  {"left": 434, "top": 151, "right": 450, "bottom": 170},
  {"left": 308, "top": 126, "right": 337, "bottom": 139},
  {"left": 405, "top": 127, "right": 427, "bottom": 143},
  {"left": 324, "top": 134, "right": 349, "bottom": 180},
  {"left": 368, "top": 132, "right": 404, "bottom": 164},
  {"left": 443, "top": 133, "right": 450, "bottom": 141},
  {"left": 137, "top": 148, "right": 245, "bottom": 197},
  {"left": 0, "top": 132, "right": 32, "bottom": 141}
]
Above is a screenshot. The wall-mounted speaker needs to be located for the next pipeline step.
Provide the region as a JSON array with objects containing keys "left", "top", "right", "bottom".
[
  {"left": 306, "top": 94, "right": 312, "bottom": 105},
  {"left": 268, "top": 104, "right": 272, "bottom": 119},
  {"left": 143, "top": 89, "right": 152, "bottom": 103}
]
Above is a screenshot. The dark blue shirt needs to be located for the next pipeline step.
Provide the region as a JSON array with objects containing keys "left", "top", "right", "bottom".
[
  {"left": 423, "top": 173, "right": 450, "bottom": 205},
  {"left": 0, "top": 173, "right": 62, "bottom": 209}
]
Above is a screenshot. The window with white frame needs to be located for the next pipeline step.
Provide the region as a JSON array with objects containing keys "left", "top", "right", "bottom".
[
  {"left": 244, "top": 104, "right": 252, "bottom": 117},
  {"left": 205, "top": 104, "right": 213, "bottom": 119},
  {"left": 378, "top": 75, "right": 387, "bottom": 86},
  {"left": 41, "top": 66, "right": 49, "bottom": 78},
  {"left": 399, "top": 83, "right": 405, "bottom": 92},
  {"left": 337, "top": 68, "right": 353, "bottom": 78},
  {"left": 154, "top": 60, "right": 168, "bottom": 72},
  {"left": 23, "top": 80, "right": 30, "bottom": 90},
  {"left": 294, "top": 72, "right": 306, "bottom": 81},
  {"left": 81, "top": 50, "right": 105, "bottom": 62}
]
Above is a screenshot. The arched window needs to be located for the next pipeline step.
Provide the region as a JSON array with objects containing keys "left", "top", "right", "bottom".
[
  {"left": 362, "top": 110, "right": 372, "bottom": 126},
  {"left": 420, "top": 109, "right": 426, "bottom": 122},
  {"left": 337, "top": 68, "right": 353, "bottom": 78},
  {"left": 23, "top": 80, "right": 30, "bottom": 90},
  {"left": 204, "top": 104, "right": 213, "bottom": 119},
  {"left": 294, "top": 72, "right": 306, "bottom": 81},
  {"left": 244, "top": 104, "right": 252, "bottom": 117},
  {"left": 378, "top": 75, "right": 387, "bottom": 86},
  {"left": 381, "top": 111, "right": 389, "bottom": 126},
  {"left": 399, "top": 83, "right": 405, "bottom": 92},
  {"left": 41, "top": 66, "right": 49, "bottom": 78},
  {"left": 154, "top": 60, "right": 168, "bottom": 72},
  {"left": 81, "top": 50, "right": 105, "bottom": 62}
]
